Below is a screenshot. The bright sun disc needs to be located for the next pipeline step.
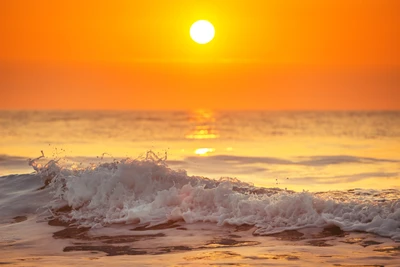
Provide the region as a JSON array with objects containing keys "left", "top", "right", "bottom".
[{"left": 190, "top": 20, "right": 215, "bottom": 44}]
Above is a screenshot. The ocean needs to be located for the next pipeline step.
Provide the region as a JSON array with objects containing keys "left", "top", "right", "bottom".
[{"left": 0, "top": 110, "right": 399, "bottom": 266}]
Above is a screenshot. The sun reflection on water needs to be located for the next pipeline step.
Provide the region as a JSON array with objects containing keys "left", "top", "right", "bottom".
[
  {"left": 185, "top": 109, "right": 219, "bottom": 140},
  {"left": 195, "top": 148, "right": 215, "bottom": 155}
]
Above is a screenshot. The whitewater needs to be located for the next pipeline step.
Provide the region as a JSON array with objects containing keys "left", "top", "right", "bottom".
[{"left": 1, "top": 152, "right": 399, "bottom": 242}]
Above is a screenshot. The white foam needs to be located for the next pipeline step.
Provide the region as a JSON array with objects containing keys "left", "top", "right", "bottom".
[{"left": 26, "top": 157, "right": 398, "bottom": 241}]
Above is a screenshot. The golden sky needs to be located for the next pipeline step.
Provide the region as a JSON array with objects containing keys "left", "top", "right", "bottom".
[{"left": 0, "top": 0, "right": 399, "bottom": 110}]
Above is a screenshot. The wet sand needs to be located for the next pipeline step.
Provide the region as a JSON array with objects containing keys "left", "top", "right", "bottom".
[{"left": 1, "top": 215, "right": 399, "bottom": 266}]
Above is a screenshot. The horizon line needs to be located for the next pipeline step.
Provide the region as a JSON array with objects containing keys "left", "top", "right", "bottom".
[{"left": 1, "top": 108, "right": 399, "bottom": 112}]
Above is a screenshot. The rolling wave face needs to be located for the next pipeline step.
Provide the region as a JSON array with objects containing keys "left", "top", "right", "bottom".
[
  {"left": 0, "top": 173, "right": 51, "bottom": 220},
  {"left": 23, "top": 157, "right": 398, "bottom": 241}
]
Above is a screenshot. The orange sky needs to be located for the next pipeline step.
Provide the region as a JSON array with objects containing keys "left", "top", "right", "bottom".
[{"left": 0, "top": 0, "right": 399, "bottom": 110}]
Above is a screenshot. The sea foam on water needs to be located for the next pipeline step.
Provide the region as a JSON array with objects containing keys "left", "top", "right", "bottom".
[{"left": 8, "top": 152, "right": 396, "bottom": 241}]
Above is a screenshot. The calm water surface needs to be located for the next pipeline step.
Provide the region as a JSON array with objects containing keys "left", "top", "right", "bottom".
[{"left": 1, "top": 110, "right": 399, "bottom": 191}]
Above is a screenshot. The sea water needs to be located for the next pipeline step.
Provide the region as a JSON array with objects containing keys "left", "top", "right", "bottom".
[{"left": 0, "top": 110, "right": 399, "bottom": 266}]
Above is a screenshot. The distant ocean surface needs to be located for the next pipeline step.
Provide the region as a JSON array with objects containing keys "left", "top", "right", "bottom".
[
  {"left": 1, "top": 110, "right": 400, "bottom": 266},
  {"left": 1, "top": 110, "right": 399, "bottom": 191}
]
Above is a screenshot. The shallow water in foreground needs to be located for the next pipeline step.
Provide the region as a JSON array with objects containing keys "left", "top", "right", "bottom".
[
  {"left": 1, "top": 216, "right": 400, "bottom": 266},
  {"left": 0, "top": 158, "right": 399, "bottom": 266}
]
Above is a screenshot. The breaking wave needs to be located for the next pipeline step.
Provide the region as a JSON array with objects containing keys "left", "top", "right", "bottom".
[{"left": 1, "top": 151, "right": 399, "bottom": 241}]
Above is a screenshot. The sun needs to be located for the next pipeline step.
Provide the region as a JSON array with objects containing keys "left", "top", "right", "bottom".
[{"left": 190, "top": 20, "right": 215, "bottom": 44}]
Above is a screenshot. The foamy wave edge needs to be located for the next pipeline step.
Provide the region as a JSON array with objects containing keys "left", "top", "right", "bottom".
[{"left": 27, "top": 153, "right": 400, "bottom": 241}]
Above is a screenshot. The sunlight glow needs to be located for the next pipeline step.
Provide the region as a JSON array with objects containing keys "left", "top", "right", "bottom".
[{"left": 190, "top": 20, "right": 215, "bottom": 44}]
